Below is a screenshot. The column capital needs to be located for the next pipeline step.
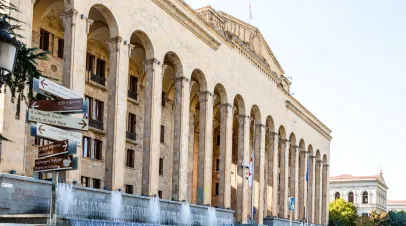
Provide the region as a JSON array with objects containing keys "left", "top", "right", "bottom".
[
  {"left": 237, "top": 114, "right": 249, "bottom": 124},
  {"left": 323, "top": 164, "right": 330, "bottom": 168},
  {"left": 220, "top": 103, "right": 233, "bottom": 109},
  {"left": 279, "top": 138, "right": 289, "bottom": 144},
  {"left": 175, "top": 76, "right": 189, "bottom": 83},
  {"left": 128, "top": 44, "right": 135, "bottom": 57},
  {"left": 310, "top": 155, "right": 316, "bottom": 159},
  {"left": 60, "top": 9, "right": 78, "bottom": 27},
  {"left": 299, "top": 148, "right": 307, "bottom": 154},
  {"left": 316, "top": 160, "right": 323, "bottom": 164},
  {"left": 106, "top": 36, "right": 123, "bottom": 53},
  {"left": 198, "top": 91, "right": 212, "bottom": 102},
  {"left": 255, "top": 123, "right": 266, "bottom": 129}
]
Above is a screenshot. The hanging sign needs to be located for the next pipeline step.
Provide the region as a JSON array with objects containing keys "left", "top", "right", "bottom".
[
  {"left": 34, "top": 155, "right": 77, "bottom": 172},
  {"left": 38, "top": 139, "right": 77, "bottom": 159},
  {"left": 29, "top": 98, "right": 86, "bottom": 113}
]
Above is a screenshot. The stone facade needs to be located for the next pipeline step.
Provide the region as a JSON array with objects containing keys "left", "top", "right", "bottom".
[
  {"left": 0, "top": 0, "right": 332, "bottom": 224},
  {"left": 329, "top": 172, "right": 388, "bottom": 216}
]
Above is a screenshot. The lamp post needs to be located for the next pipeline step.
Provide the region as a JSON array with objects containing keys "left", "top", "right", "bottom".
[{"left": 0, "top": 16, "right": 18, "bottom": 89}]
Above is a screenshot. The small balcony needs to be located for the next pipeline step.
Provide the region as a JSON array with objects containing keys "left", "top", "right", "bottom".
[
  {"left": 90, "top": 73, "right": 106, "bottom": 86},
  {"left": 126, "top": 131, "right": 136, "bottom": 141},
  {"left": 127, "top": 90, "right": 137, "bottom": 101},
  {"left": 89, "top": 118, "right": 104, "bottom": 131}
]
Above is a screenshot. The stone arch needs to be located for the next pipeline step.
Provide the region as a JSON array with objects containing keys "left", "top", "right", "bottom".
[
  {"left": 250, "top": 105, "right": 262, "bottom": 124},
  {"left": 308, "top": 145, "right": 314, "bottom": 156},
  {"left": 88, "top": 4, "right": 119, "bottom": 38},
  {"left": 213, "top": 83, "right": 229, "bottom": 105},
  {"left": 163, "top": 51, "right": 183, "bottom": 77},
  {"left": 129, "top": 30, "right": 155, "bottom": 88},
  {"left": 233, "top": 94, "right": 246, "bottom": 116},
  {"left": 322, "top": 154, "right": 327, "bottom": 165},
  {"left": 316, "top": 149, "right": 321, "bottom": 160},
  {"left": 278, "top": 126, "right": 286, "bottom": 140},
  {"left": 162, "top": 51, "right": 183, "bottom": 101},
  {"left": 191, "top": 69, "right": 208, "bottom": 92}
]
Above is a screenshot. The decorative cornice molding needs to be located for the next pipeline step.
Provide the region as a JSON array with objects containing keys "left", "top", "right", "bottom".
[
  {"left": 286, "top": 100, "right": 332, "bottom": 141},
  {"left": 152, "top": 0, "right": 221, "bottom": 50}
]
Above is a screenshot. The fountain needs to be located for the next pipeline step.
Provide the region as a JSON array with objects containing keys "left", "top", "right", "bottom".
[
  {"left": 207, "top": 207, "right": 217, "bottom": 226},
  {"left": 148, "top": 195, "right": 161, "bottom": 224},
  {"left": 57, "top": 183, "right": 74, "bottom": 216},
  {"left": 110, "top": 190, "right": 123, "bottom": 220},
  {"left": 180, "top": 202, "right": 192, "bottom": 225}
]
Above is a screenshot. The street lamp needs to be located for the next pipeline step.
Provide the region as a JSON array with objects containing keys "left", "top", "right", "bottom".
[{"left": 0, "top": 16, "right": 18, "bottom": 88}]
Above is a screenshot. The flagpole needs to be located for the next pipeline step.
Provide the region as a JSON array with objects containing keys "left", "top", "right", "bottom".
[{"left": 251, "top": 119, "right": 255, "bottom": 222}]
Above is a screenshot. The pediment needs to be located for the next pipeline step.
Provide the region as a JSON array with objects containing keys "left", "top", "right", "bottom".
[{"left": 196, "top": 6, "right": 284, "bottom": 74}]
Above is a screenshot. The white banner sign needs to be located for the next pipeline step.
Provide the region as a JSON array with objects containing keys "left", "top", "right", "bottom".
[
  {"left": 38, "top": 76, "right": 82, "bottom": 99},
  {"left": 28, "top": 109, "right": 88, "bottom": 131},
  {"left": 35, "top": 123, "right": 82, "bottom": 147}
]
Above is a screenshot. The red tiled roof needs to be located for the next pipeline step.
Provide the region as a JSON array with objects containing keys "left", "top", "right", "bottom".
[
  {"left": 388, "top": 200, "right": 406, "bottom": 204},
  {"left": 329, "top": 174, "right": 380, "bottom": 180}
]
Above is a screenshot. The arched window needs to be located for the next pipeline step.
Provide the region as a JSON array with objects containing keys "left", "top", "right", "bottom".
[
  {"left": 335, "top": 192, "right": 341, "bottom": 200},
  {"left": 362, "top": 191, "right": 369, "bottom": 204},
  {"left": 348, "top": 192, "right": 354, "bottom": 203}
]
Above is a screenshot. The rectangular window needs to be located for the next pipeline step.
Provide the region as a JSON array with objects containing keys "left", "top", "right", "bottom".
[
  {"left": 215, "top": 183, "right": 219, "bottom": 196},
  {"left": 85, "top": 96, "right": 91, "bottom": 119},
  {"left": 57, "top": 38, "right": 64, "bottom": 59},
  {"left": 125, "top": 184, "right": 133, "bottom": 194},
  {"left": 126, "top": 149, "right": 135, "bottom": 168},
  {"left": 160, "top": 125, "right": 165, "bottom": 143},
  {"left": 215, "top": 159, "right": 220, "bottom": 172},
  {"left": 128, "top": 76, "right": 138, "bottom": 100},
  {"left": 161, "top": 92, "right": 166, "bottom": 107},
  {"left": 216, "top": 134, "right": 220, "bottom": 146},
  {"left": 81, "top": 176, "right": 90, "bottom": 187},
  {"left": 86, "top": 53, "right": 95, "bottom": 73},
  {"left": 159, "top": 158, "right": 164, "bottom": 175},
  {"left": 158, "top": 190, "right": 163, "bottom": 199},
  {"left": 127, "top": 113, "right": 136, "bottom": 133},
  {"left": 92, "top": 139, "right": 102, "bottom": 160},
  {"left": 96, "top": 59, "right": 106, "bottom": 78},
  {"left": 83, "top": 136, "right": 90, "bottom": 158},
  {"left": 40, "top": 29, "right": 50, "bottom": 51},
  {"left": 93, "top": 99, "right": 104, "bottom": 122},
  {"left": 92, "top": 178, "right": 101, "bottom": 189}
]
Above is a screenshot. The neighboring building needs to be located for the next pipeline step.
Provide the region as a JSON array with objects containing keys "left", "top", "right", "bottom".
[
  {"left": 387, "top": 200, "right": 406, "bottom": 211},
  {"left": 0, "top": 0, "right": 332, "bottom": 224},
  {"left": 329, "top": 172, "right": 388, "bottom": 216}
]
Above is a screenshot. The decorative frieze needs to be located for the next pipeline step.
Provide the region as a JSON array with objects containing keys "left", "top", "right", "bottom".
[{"left": 151, "top": 0, "right": 221, "bottom": 50}]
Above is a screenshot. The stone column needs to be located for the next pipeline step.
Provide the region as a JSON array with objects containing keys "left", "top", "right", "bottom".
[
  {"left": 298, "top": 148, "right": 306, "bottom": 221},
  {"left": 278, "top": 139, "right": 289, "bottom": 218},
  {"left": 60, "top": 8, "right": 88, "bottom": 183},
  {"left": 294, "top": 146, "right": 300, "bottom": 220},
  {"left": 322, "top": 164, "right": 329, "bottom": 225},
  {"left": 104, "top": 37, "right": 128, "bottom": 190},
  {"left": 219, "top": 103, "right": 233, "bottom": 208},
  {"left": 236, "top": 115, "right": 249, "bottom": 223},
  {"left": 271, "top": 132, "right": 279, "bottom": 217},
  {"left": 264, "top": 131, "right": 275, "bottom": 217},
  {"left": 315, "top": 160, "right": 322, "bottom": 224},
  {"left": 288, "top": 145, "right": 297, "bottom": 218},
  {"left": 187, "top": 111, "right": 195, "bottom": 202},
  {"left": 197, "top": 91, "right": 213, "bottom": 205},
  {"left": 309, "top": 155, "right": 316, "bottom": 223},
  {"left": 142, "top": 59, "right": 163, "bottom": 196},
  {"left": 254, "top": 124, "right": 265, "bottom": 224},
  {"left": 172, "top": 76, "right": 190, "bottom": 201}
]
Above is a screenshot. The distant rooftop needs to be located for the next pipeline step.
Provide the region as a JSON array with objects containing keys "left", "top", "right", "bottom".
[
  {"left": 330, "top": 171, "right": 387, "bottom": 188},
  {"left": 387, "top": 200, "right": 406, "bottom": 204}
]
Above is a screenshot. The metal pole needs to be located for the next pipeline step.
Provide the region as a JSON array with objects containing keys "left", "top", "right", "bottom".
[
  {"left": 51, "top": 171, "right": 59, "bottom": 225},
  {"left": 251, "top": 120, "right": 255, "bottom": 222},
  {"left": 290, "top": 209, "right": 293, "bottom": 226}
]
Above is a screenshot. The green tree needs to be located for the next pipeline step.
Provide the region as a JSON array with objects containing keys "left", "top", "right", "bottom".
[
  {"left": 0, "top": 0, "right": 49, "bottom": 141},
  {"left": 329, "top": 198, "right": 358, "bottom": 226},
  {"left": 387, "top": 210, "right": 406, "bottom": 226},
  {"left": 356, "top": 209, "right": 388, "bottom": 226}
]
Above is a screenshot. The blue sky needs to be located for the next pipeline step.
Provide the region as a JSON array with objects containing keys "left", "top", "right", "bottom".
[{"left": 185, "top": 0, "right": 406, "bottom": 200}]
